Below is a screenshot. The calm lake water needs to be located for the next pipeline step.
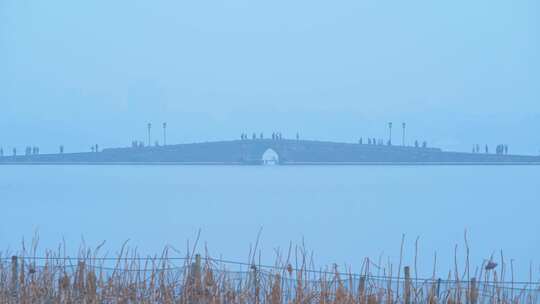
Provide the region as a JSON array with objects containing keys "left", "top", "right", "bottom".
[{"left": 0, "top": 165, "right": 538, "bottom": 279}]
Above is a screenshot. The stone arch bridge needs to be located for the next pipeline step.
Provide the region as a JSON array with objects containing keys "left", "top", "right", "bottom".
[{"left": 1, "top": 139, "right": 539, "bottom": 165}]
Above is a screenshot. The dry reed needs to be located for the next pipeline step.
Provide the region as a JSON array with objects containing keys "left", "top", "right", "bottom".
[{"left": 0, "top": 238, "right": 538, "bottom": 304}]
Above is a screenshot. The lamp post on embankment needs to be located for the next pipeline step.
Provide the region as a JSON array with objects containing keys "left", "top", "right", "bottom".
[
  {"left": 147, "top": 123, "right": 152, "bottom": 147},
  {"left": 388, "top": 122, "right": 393, "bottom": 145},
  {"left": 163, "top": 122, "right": 167, "bottom": 146},
  {"left": 402, "top": 122, "right": 406, "bottom": 146}
]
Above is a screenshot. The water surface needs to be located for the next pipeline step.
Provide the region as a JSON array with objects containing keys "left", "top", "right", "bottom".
[{"left": 0, "top": 165, "right": 538, "bottom": 279}]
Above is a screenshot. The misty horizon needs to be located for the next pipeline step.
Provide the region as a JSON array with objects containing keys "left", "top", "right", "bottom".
[{"left": 1, "top": 0, "right": 538, "bottom": 154}]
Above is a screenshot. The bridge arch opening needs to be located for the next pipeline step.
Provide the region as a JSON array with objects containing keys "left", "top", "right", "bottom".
[{"left": 262, "top": 148, "right": 279, "bottom": 165}]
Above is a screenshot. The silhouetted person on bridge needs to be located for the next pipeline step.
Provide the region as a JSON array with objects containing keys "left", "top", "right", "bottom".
[
  {"left": 485, "top": 145, "right": 489, "bottom": 154},
  {"left": 60, "top": 145, "right": 64, "bottom": 154},
  {"left": 13, "top": 148, "right": 17, "bottom": 156},
  {"left": 260, "top": 133, "right": 263, "bottom": 139},
  {"left": 359, "top": 137, "right": 363, "bottom": 144},
  {"left": 0, "top": 148, "right": 3, "bottom": 157},
  {"left": 296, "top": 132, "right": 300, "bottom": 141}
]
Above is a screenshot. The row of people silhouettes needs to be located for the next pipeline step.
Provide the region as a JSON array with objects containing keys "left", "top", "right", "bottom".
[
  {"left": 359, "top": 137, "right": 377, "bottom": 145},
  {"left": 272, "top": 132, "right": 282, "bottom": 140},
  {"left": 413, "top": 140, "right": 427, "bottom": 148},
  {"left": 240, "top": 132, "right": 285, "bottom": 140},
  {"left": 90, "top": 144, "right": 99, "bottom": 153},
  {"left": 132, "top": 141, "right": 146, "bottom": 148},
  {"left": 25, "top": 146, "right": 40, "bottom": 155},
  {"left": 496, "top": 144, "right": 508, "bottom": 155},
  {"left": 471, "top": 144, "right": 488, "bottom": 153},
  {"left": 471, "top": 144, "right": 508, "bottom": 155}
]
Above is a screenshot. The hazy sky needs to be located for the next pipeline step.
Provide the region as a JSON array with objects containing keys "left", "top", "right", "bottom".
[{"left": 1, "top": 0, "right": 539, "bottom": 154}]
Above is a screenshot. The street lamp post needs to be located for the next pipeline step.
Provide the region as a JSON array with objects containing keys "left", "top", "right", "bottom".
[
  {"left": 402, "top": 122, "right": 406, "bottom": 146},
  {"left": 163, "top": 122, "right": 167, "bottom": 146},
  {"left": 388, "top": 122, "right": 393, "bottom": 145},
  {"left": 147, "top": 123, "right": 152, "bottom": 147}
]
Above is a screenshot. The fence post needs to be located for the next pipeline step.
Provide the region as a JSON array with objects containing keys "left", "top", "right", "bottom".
[
  {"left": 252, "top": 264, "right": 260, "bottom": 304},
  {"left": 404, "top": 266, "right": 411, "bottom": 304},
  {"left": 194, "top": 254, "right": 202, "bottom": 296},
  {"left": 11, "top": 256, "right": 18, "bottom": 296},
  {"left": 437, "top": 278, "right": 442, "bottom": 299},
  {"left": 469, "top": 278, "right": 478, "bottom": 304},
  {"left": 358, "top": 275, "right": 367, "bottom": 304}
]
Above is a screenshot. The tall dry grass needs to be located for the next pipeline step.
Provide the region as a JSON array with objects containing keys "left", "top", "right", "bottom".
[{"left": 0, "top": 237, "right": 538, "bottom": 304}]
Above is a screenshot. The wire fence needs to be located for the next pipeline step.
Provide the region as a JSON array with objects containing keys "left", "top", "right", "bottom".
[
  {"left": 1, "top": 255, "right": 538, "bottom": 286},
  {"left": 1, "top": 254, "right": 538, "bottom": 303}
]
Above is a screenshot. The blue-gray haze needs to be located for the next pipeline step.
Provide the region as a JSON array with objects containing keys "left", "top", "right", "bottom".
[
  {"left": 1, "top": 0, "right": 539, "bottom": 154},
  {"left": 0, "top": 0, "right": 539, "bottom": 280}
]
